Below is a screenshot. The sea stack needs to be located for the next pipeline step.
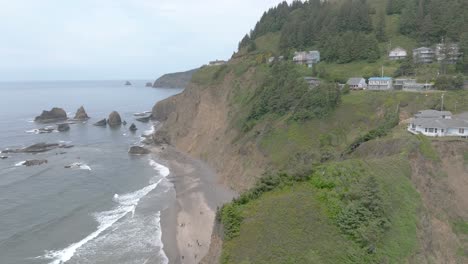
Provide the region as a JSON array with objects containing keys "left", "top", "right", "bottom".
[
  {"left": 57, "top": 123, "right": 70, "bottom": 132},
  {"left": 125, "top": 81, "right": 132, "bottom": 86},
  {"left": 93, "top": 119, "right": 107, "bottom": 126},
  {"left": 129, "top": 123, "right": 138, "bottom": 131},
  {"left": 34, "top": 108, "right": 67, "bottom": 123},
  {"left": 107, "top": 111, "right": 122, "bottom": 127},
  {"left": 145, "top": 82, "right": 153, "bottom": 87},
  {"left": 74, "top": 106, "right": 89, "bottom": 120}
]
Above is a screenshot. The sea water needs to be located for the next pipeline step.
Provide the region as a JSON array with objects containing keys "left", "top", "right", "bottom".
[{"left": 0, "top": 80, "right": 181, "bottom": 264}]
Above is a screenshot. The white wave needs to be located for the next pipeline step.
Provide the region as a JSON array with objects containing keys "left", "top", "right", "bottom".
[
  {"left": 149, "top": 159, "right": 170, "bottom": 177},
  {"left": 59, "top": 141, "right": 72, "bottom": 144},
  {"left": 15, "top": 161, "right": 26, "bottom": 167},
  {"left": 143, "top": 125, "right": 155, "bottom": 136},
  {"left": 67, "top": 162, "right": 92, "bottom": 171},
  {"left": 42, "top": 178, "right": 164, "bottom": 264}
]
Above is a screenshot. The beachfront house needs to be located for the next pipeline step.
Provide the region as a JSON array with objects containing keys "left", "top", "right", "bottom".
[
  {"left": 293, "top": 51, "right": 320, "bottom": 67},
  {"left": 408, "top": 110, "right": 468, "bottom": 137},
  {"left": 389, "top": 47, "right": 407, "bottom": 60},
  {"left": 346, "top": 77, "right": 367, "bottom": 90},
  {"left": 413, "top": 47, "right": 435, "bottom": 64},
  {"left": 368, "top": 77, "right": 393, "bottom": 90}
]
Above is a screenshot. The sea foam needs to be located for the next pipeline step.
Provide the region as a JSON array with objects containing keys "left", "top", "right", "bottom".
[{"left": 42, "top": 161, "right": 170, "bottom": 264}]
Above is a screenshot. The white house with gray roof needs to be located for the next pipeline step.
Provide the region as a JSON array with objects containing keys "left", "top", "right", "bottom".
[
  {"left": 346, "top": 77, "right": 367, "bottom": 90},
  {"left": 408, "top": 110, "right": 468, "bottom": 137}
]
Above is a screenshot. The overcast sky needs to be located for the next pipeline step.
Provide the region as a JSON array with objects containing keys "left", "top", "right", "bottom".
[{"left": 0, "top": 0, "right": 289, "bottom": 81}]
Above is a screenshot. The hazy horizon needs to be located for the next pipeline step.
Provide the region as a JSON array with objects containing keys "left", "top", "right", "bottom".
[{"left": 0, "top": 0, "right": 288, "bottom": 81}]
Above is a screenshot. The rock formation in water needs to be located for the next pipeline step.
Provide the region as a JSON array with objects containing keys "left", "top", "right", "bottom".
[
  {"left": 22, "top": 160, "right": 48, "bottom": 166},
  {"left": 94, "top": 119, "right": 107, "bottom": 126},
  {"left": 57, "top": 123, "right": 70, "bottom": 132},
  {"left": 0, "top": 156, "right": 8, "bottom": 159},
  {"left": 125, "top": 81, "right": 132, "bottom": 86},
  {"left": 107, "top": 111, "right": 122, "bottom": 127},
  {"left": 34, "top": 107, "right": 67, "bottom": 123},
  {"left": 128, "top": 146, "right": 151, "bottom": 155},
  {"left": 136, "top": 115, "right": 152, "bottom": 123},
  {"left": 129, "top": 123, "right": 138, "bottom": 131},
  {"left": 145, "top": 82, "right": 153, "bottom": 87},
  {"left": 2, "top": 143, "right": 73, "bottom": 154},
  {"left": 73, "top": 106, "right": 89, "bottom": 120}
]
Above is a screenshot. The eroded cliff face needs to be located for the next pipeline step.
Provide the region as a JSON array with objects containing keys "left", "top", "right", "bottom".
[{"left": 152, "top": 69, "right": 266, "bottom": 191}]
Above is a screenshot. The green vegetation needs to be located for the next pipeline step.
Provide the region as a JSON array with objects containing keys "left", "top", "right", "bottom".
[
  {"left": 416, "top": 134, "right": 439, "bottom": 161},
  {"left": 220, "top": 156, "right": 421, "bottom": 263},
  {"left": 452, "top": 220, "right": 468, "bottom": 235},
  {"left": 246, "top": 62, "right": 341, "bottom": 126}
]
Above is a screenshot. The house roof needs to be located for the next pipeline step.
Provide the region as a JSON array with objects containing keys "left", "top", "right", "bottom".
[
  {"left": 413, "top": 47, "right": 433, "bottom": 51},
  {"left": 347, "top": 77, "right": 365, "bottom": 86},
  {"left": 415, "top": 110, "right": 452, "bottom": 118},
  {"left": 412, "top": 117, "right": 468, "bottom": 129},
  {"left": 369, "top": 77, "right": 392, "bottom": 81}
]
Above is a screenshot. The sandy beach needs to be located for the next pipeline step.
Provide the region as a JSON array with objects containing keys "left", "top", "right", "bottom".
[{"left": 151, "top": 146, "right": 236, "bottom": 264}]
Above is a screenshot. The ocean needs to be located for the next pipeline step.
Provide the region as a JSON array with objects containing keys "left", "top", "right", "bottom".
[{"left": 0, "top": 81, "right": 182, "bottom": 264}]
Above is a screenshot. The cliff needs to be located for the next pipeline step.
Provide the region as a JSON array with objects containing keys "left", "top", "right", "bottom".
[
  {"left": 152, "top": 68, "right": 199, "bottom": 89},
  {"left": 152, "top": 63, "right": 267, "bottom": 190}
]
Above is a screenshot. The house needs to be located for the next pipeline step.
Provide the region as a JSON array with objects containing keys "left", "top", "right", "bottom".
[
  {"left": 304, "top": 77, "right": 321, "bottom": 87},
  {"left": 413, "top": 47, "right": 435, "bottom": 64},
  {"left": 408, "top": 110, "right": 468, "bottom": 137},
  {"left": 346, "top": 77, "right": 367, "bottom": 90},
  {"left": 394, "top": 79, "right": 416, "bottom": 90},
  {"left": 389, "top": 47, "right": 407, "bottom": 60},
  {"left": 435, "top": 43, "right": 462, "bottom": 64},
  {"left": 293, "top": 51, "right": 320, "bottom": 67},
  {"left": 403, "top": 82, "right": 433, "bottom": 92},
  {"left": 368, "top": 77, "right": 393, "bottom": 90},
  {"left": 209, "top": 60, "right": 227, "bottom": 66}
]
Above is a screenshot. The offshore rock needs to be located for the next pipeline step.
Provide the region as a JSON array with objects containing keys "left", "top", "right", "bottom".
[{"left": 34, "top": 108, "right": 67, "bottom": 123}]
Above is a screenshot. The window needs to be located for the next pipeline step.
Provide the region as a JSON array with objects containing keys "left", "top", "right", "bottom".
[
  {"left": 459, "top": 128, "right": 465, "bottom": 134},
  {"left": 441, "top": 129, "right": 444, "bottom": 133},
  {"left": 425, "top": 128, "right": 428, "bottom": 132},
  {"left": 435, "top": 128, "right": 438, "bottom": 133},
  {"left": 428, "top": 128, "right": 434, "bottom": 133}
]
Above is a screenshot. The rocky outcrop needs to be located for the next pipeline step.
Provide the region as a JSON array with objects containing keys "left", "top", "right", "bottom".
[
  {"left": 0, "top": 156, "right": 8, "bottom": 159},
  {"left": 129, "top": 123, "right": 138, "bottom": 131},
  {"left": 128, "top": 146, "right": 151, "bottom": 155},
  {"left": 35, "top": 107, "right": 67, "bottom": 123},
  {"left": 152, "top": 99, "right": 176, "bottom": 122},
  {"left": 152, "top": 68, "right": 199, "bottom": 89},
  {"left": 107, "top": 111, "right": 122, "bottom": 127},
  {"left": 74, "top": 106, "right": 89, "bottom": 120},
  {"left": 136, "top": 115, "right": 152, "bottom": 123},
  {"left": 94, "top": 119, "right": 107, "bottom": 126},
  {"left": 22, "top": 160, "right": 48, "bottom": 166},
  {"left": 57, "top": 123, "right": 70, "bottom": 132},
  {"left": 125, "top": 81, "right": 132, "bottom": 86},
  {"left": 2, "top": 143, "right": 73, "bottom": 154}
]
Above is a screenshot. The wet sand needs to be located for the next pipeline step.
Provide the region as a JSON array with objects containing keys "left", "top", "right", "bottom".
[{"left": 152, "top": 146, "right": 236, "bottom": 264}]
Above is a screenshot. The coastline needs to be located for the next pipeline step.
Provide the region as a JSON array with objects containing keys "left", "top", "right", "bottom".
[{"left": 152, "top": 145, "right": 236, "bottom": 264}]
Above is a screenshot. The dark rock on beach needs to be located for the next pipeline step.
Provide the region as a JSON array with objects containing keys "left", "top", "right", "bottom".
[
  {"left": 57, "top": 123, "right": 70, "bottom": 132},
  {"left": 128, "top": 146, "right": 151, "bottom": 155},
  {"left": 22, "top": 160, "right": 48, "bottom": 167},
  {"left": 136, "top": 115, "right": 152, "bottom": 123},
  {"left": 94, "top": 119, "right": 107, "bottom": 126},
  {"left": 2, "top": 143, "right": 73, "bottom": 154},
  {"left": 73, "top": 106, "right": 89, "bottom": 120},
  {"left": 34, "top": 107, "right": 67, "bottom": 123},
  {"left": 107, "top": 111, "right": 122, "bottom": 127},
  {"left": 129, "top": 123, "right": 138, "bottom": 131}
]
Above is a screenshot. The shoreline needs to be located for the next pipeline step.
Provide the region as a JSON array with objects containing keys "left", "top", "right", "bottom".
[{"left": 152, "top": 145, "right": 236, "bottom": 264}]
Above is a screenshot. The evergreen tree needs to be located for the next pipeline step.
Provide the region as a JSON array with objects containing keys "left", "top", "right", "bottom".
[{"left": 376, "top": 11, "right": 387, "bottom": 42}]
